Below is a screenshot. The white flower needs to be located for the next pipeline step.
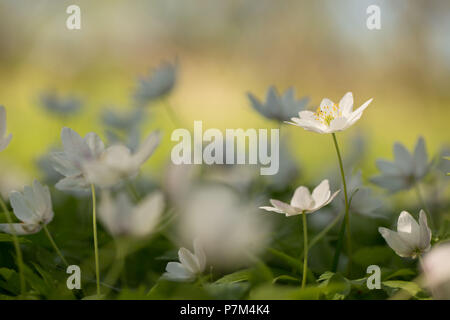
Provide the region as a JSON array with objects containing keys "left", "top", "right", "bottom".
[
  {"left": 0, "top": 180, "right": 53, "bottom": 235},
  {"left": 83, "top": 131, "right": 161, "bottom": 188},
  {"left": 164, "top": 239, "right": 206, "bottom": 282},
  {"left": 422, "top": 243, "right": 450, "bottom": 299},
  {"left": 260, "top": 179, "right": 340, "bottom": 216},
  {"left": 378, "top": 210, "right": 431, "bottom": 258},
  {"left": 50, "top": 127, "right": 105, "bottom": 193},
  {"left": 371, "top": 137, "right": 429, "bottom": 192},
  {"left": 0, "top": 106, "right": 12, "bottom": 152},
  {"left": 134, "top": 61, "right": 177, "bottom": 106},
  {"left": 179, "top": 185, "right": 270, "bottom": 269},
  {"left": 98, "top": 190, "right": 164, "bottom": 238},
  {"left": 247, "top": 86, "right": 309, "bottom": 122},
  {"left": 286, "top": 92, "right": 372, "bottom": 134}
]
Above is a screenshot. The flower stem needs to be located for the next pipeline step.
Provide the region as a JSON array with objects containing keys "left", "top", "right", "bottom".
[
  {"left": 330, "top": 133, "right": 352, "bottom": 275},
  {"left": 414, "top": 184, "right": 435, "bottom": 230},
  {"left": 91, "top": 184, "right": 101, "bottom": 296},
  {"left": 301, "top": 212, "right": 308, "bottom": 289},
  {"left": 43, "top": 225, "right": 68, "bottom": 266},
  {"left": 163, "top": 98, "right": 181, "bottom": 128},
  {"left": 0, "top": 195, "right": 25, "bottom": 297}
]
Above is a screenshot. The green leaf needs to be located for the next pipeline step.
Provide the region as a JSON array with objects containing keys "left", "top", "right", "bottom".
[
  {"left": 215, "top": 269, "right": 252, "bottom": 284},
  {"left": 0, "top": 234, "right": 31, "bottom": 243},
  {"left": 384, "top": 269, "right": 416, "bottom": 281},
  {"left": 382, "top": 280, "right": 422, "bottom": 297},
  {"left": 272, "top": 275, "right": 301, "bottom": 284}
]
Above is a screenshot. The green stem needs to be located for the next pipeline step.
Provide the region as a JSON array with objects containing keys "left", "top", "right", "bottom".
[
  {"left": 126, "top": 183, "right": 140, "bottom": 202},
  {"left": 43, "top": 225, "right": 68, "bottom": 266},
  {"left": 330, "top": 133, "right": 352, "bottom": 275},
  {"left": 415, "top": 184, "right": 435, "bottom": 230},
  {"left": 303, "top": 211, "right": 345, "bottom": 259},
  {"left": 0, "top": 196, "right": 25, "bottom": 296},
  {"left": 301, "top": 212, "right": 308, "bottom": 289},
  {"left": 91, "top": 184, "right": 101, "bottom": 296},
  {"left": 163, "top": 98, "right": 181, "bottom": 128}
]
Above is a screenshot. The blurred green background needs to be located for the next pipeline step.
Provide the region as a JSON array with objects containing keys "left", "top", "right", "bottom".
[{"left": 0, "top": 0, "right": 449, "bottom": 185}]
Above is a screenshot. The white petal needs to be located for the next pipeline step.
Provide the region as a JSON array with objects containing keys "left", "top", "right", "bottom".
[
  {"left": 339, "top": 92, "right": 354, "bottom": 117},
  {"left": 259, "top": 206, "right": 285, "bottom": 214},
  {"left": 319, "top": 98, "right": 334, "bottom": 111},
  {"left": 130, "top": 191, "right": 164, "bottom": 237},
  {"left": 84, "top": 132, "right": 105, "bottom": 158},
  {"left": 290, "top": 186, "right": 314, "bottom": 210},
  {"left": 298, "top": 110, "right": 315, "bottom": 120},
  {"left": 379, "top": 227, "right": 414, "bottom": 258},
  {"left": 193, "top": 239, "right": 206, "bottom": 272},
  {"left": 347, "top": 98, "right": 372, "bottom": 124},
  {"left": 329, "top": 117, "right": 349, "bottom": 132},
  {"left": 0, "top": 223, "right": 42, "bottom": 235},
  {"left": 9, "top": 191, "right": 37, "bottom": 224},
  {"left": 178, "top": 248, "right": 201, "bottom": 274},
  {"left": 61, "top": 127, "right": 92, "bottom": 164},
  {"left": 269, "top": 199, "right": 301, "bottom": 216},
  {"left": 132, "top": 131, "right": 161, "bottom": 167},
  {"left": 55, "top": 176, "right": 89, "bottom": 192},
  {"left": 309, "top": 189, "right": 340, "bottom": 213},
  {"left": 397, "top": 211, "right": 421, "bottom": 248},
  {"left": 418, "top": 210, "right": 432, "bottom": 252},
  {"left": 311, "top": 179, "right": 331, "bottom": 205},
  {"left": 165, "top": 262, "right": 193, "bottom": 281},
  {"left": 50, "top": 152, "right": 81, "bottom": 177}
]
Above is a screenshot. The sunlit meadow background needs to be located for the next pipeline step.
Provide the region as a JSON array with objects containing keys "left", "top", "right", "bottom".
[{"left": 0, "top": 0, "right": 449, "bottom": 299}]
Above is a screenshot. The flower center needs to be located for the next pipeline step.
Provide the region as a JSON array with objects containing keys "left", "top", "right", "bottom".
[{"left": 314, "top": 103, "right": 341, "bottom": 126}]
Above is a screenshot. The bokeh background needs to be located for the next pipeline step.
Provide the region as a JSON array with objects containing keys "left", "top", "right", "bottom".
[{"left": 0, "top": 0, "right": 449, "bottom": 193}]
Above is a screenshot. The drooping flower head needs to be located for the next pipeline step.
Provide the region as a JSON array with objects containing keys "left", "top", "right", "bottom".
[
  {"left": 0, "top": 180, "right": 53, "bottom": 235},
  {"left": 371, "top": 137, "right": 430, "bottom": 192},
  {"left": 247, "top": 86, "right": 309, "bottom": 122},
  {"left": 286, "top": 92, "right": 372, "bottom": 134},
  {"left": 163, "top": 239, "right": 206, "bottom": 282},
  {"left": 260, "top": 179, "right": 340, "bottom": 216},
  {"left": 98, "top": 190, "right": 164, "bottom": 238},
  {"left": 0, "top": 105, "right": 12, "bottom": 152},
  {"left": 378, "top": 210, "right": 431, "bottom": 259},
  {"left": 134, "top": 61, "right": 177, "bottom": 106},
  {"left": 50, "top": 127, "right": 105, "bottom": 193}
]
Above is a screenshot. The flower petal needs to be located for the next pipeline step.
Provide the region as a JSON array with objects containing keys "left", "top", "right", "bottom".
[
  {"left": 418, "top": 210, "right": 432, "bottom": 252},
  {"left": 290, "top": 186, "right": 314, "bottom": 210},
  {"left": 397, "top": 211, "right": 421, "bottom": 248},
  {"left": 178, "top": 248, "right": 201, "bottom": 274},
  {"left": 311, "top": 179, "right": 331, "bottom": 205},
  {"left": 339, "top": 92, "right": 354, "bottom": 117},
  {"left": 379, "top": 227, "right": 413, "bottom": 258}
]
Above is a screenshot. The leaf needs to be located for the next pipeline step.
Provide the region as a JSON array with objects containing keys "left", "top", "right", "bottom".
[
  {"left": 0, "top": 234, "right": 31, "bottom": 243},
  {"left": 384, "top": 269, "right": 416, "bottom": 281},
  {"left": 215, "top": 269, "right": 252, "bottom": 284},
  {"left": 382, "top": 280, "right": 422, "bottom": 297},
  {"left": 272, "top": 275, "right": 300, "bottom": 285}
]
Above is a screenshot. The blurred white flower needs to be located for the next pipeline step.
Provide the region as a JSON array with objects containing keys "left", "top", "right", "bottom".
[
  {"left": 247, "top": 86, "right": 309, "bottom": 122},
  {"left": 98, "top": 190, "right": 164, "bottom": 238},
  {"left": 0, "top": 180, "right": 53, "bottom": 235},
  {"left": 163, "top": 239, "right": 206, "bottom": 282},
  {"left": 0, "top": 106, "right": 12, "bottom": 152},
  {"left": 422, "top": 243, "right": 450, "bottom": 299},
  {"left": 134, "top": 61, "right": 177, "bottom": 106},
  {"left": 39, "top": 91, "right": 82, "bottom": 117},
  {"left": 50, "top": 127, "right": 105, "bottom": 193},
  {"left": 260, "top": 179, "right": 339, "bottom": 216},
  {"left": 178, "top": 185, "right": 270, "bottom": 269},
  {"left": 378, "top": 210, "right": 431, "bottom": 259},
  {"left": 371, "top": 137, "right": 430, "bottom": 192},
  {"left": 83, "top": 131, "right": 161, "bottom": 188},
  {"left": 286, "top": 92, "right": 372, "bottom": 134}
]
